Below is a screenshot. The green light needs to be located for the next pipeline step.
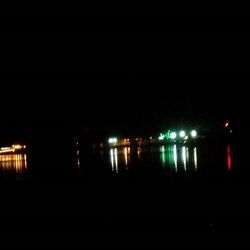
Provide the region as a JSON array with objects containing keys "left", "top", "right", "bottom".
[
  {"left": 166, "top": 145, "right": 175, "bottom": 167},
  {"left": 170, "top": 132, "right": 177, "bottom": 139},
  {"left": 160, "top": 146, "right": 166, "bottom": 166},
  {"left": 165, "top": 130, "right": 171, "bottom": 140}
]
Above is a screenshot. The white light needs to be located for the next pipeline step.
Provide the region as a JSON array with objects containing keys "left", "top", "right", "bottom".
[
  {"left": 191, "top": 130, "right": 197, "bottom": 138},
  {"left": 194, "top": 147, "right": 197, "bottom": 170},
  {"left": 114, "top": 148, "right": 118, "bottom": 173},
  {"left": 108, "top": 137, "right": 117, "bottom": 144},
  {"left": 158, "top": 135, "right": 164, "bottom": 140},
  {"left": 173, "top": 145, "right": 177, "bottom": 170},
  {"left": 182, "top": 146, "right": 186, "bottom": 171},
  {"left": 170, "top": 132, "right": 177, "bottom": 139},
  {"left": 110, "top": 149, "right": 114, "bottom": 171},
  {"left": 186, "top": 147, "right": 189, "bottom": 163},
  {"left": 180, "top": 131, "right": 186, "bottom": 138}
]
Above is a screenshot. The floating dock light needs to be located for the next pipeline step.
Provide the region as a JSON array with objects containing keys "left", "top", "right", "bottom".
[
  {"left": 190, "top": 130, "right": 197, "bottom": 138},
  {"left": 158, "top": 133, "right": 164, "bottom": 140},
  {"left": 170, "top": 132, "right": 177, "bottom": 139},
  {"left": 180, "top": 131, "right": 186, "bottom": 138},
  {"left": 108, "top": 138, "right": 118, "bottom": 144}
]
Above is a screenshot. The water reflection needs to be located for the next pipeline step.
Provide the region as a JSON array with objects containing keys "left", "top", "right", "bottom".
[
  {"left": 124, "top": 147, "right": 131, "bottom": 168},
  {"left": 76, "top": 150, "right": 80, "bottom": 168},
  {"left": 124, "top": 147, "right": 128, "bottom": 166},
  {"left": 115, "top": 148, "right": 118, "bottom": 173},
  {"left": 0, "top": 154, "right": 27, "bottom": 174},
  {"left": 160, "top": 146, "right": 166, "bottom": 167},
  {"left": 137, "top": 147, "right": 142, "bottom": 159},
  {"left": 160, "top": 145, "right": 177, "bottom": 170},
  {"left": 182, "top": 146, "right": 187, "bottom": 171},
  {"left": 186, "top": 147, "right": 189, "bottom": 164},
  {"left": 160, "top": 145, "right": 198, "bottom": 171},
  {"left": 173, "top": 145, "right": 177, "bottom": 170},
  {"left": 110, "top": 148, "right": 118, "bottom": 173},
  {"left": 108, "top": 145, "right": 199, "bottom": 173},
  {"left": 194, "top": 147, "right": 197, "bottom": 170},
  {"left": 109, "top": 147, "right": 132, "bottom": 173},
  {"left": 106, "top": 144, "right": 237, "bottom": 174},
  {"left": 227, "top": 145, "right": 232, "bottom": 171}
]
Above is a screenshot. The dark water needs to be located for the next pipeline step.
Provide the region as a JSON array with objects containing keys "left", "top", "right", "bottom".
[
  {"left": 1, "top": 142, "right": 250, "bottom": 247},
  {"left": 74, "top": 143, "right": 238, "bottom": 189}
]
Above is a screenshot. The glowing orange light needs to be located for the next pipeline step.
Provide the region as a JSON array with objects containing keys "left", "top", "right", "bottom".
[
  {"left": 124, "top": 147, "right": 128, "bottom": 166},
  {"left": 224, "top": 122, "right": 229, "bottom": 128},
  {"left": 0, "top": 153, "right": 27, "bottom": 173},
  {"left": 0, "top": 144, "right": 26, "bottom": 154},
  {"left": 1, "top": 147, "right": 11, "bottom": 150}
]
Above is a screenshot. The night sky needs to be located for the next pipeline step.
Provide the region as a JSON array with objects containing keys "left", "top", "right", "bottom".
[{"left": 1, "top": 2, "right": 249, "bottom": 140}]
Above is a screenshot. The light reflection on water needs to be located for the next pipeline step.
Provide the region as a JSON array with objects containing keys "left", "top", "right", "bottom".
[
  {"left": 227, "top": 145, "right": 232, "bottom": 171},
  {"left": 0, "top": 154, "right": 27, "bottom": 174},
  {"left": 110, "top": 148, "right": 118, "bottom": 173},
  {"left": 194, "top": 147, "right": 197, "bottom": 170},
  {"left": 182, "top": 146, "right": 187, "bottom": 171},
  {"left": 160, "top": 145, "right": 197, "bottom": 172},
  {"left": 106, "top": 145, "right": 233, "bottom": 174},
  {"left": 108, "top": 145, "right": 200, "bottom": 173}
]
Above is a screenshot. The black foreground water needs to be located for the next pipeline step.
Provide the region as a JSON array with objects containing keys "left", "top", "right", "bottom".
[{"left": 1, "top": 140, "right": 250, "bottom": 248}]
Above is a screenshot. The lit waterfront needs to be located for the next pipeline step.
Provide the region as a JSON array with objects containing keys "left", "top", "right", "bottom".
[
  {"left": 0, "top": 139, "right": 233, "bottom": 181},
  {"left": 0, "top": 144, "right": 28, "bottom": 175}
]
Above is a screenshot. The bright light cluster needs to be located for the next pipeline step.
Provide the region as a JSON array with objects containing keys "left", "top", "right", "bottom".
[
  {"left": 0, "top": 144, "right": 26, "bottom": 154},
  {"left": 159, "top": 130, "right": 197, "bottom": 141},
  {"left": 108, "top": 138, "right": 118, "bottom": 144}
]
